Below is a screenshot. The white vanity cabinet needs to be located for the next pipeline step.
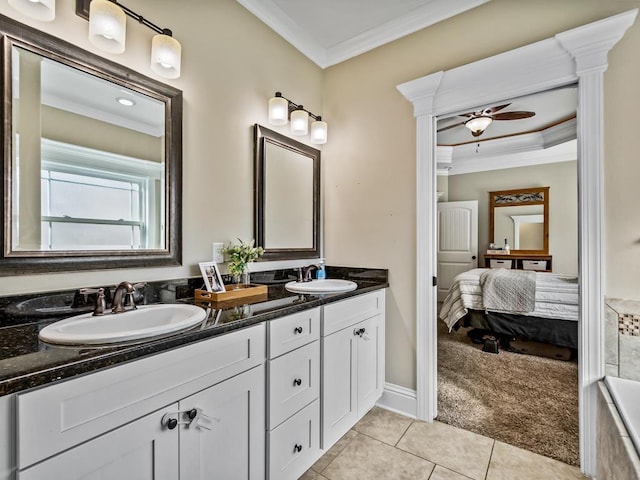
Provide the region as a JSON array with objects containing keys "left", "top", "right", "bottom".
[
  {"left": 321, "top": 290, "right": 385, "bottom": 449},
  {"left": 266, "top": 307, "right": 321, "bottom": 480},
  {"left": 15, "top": 323, "right": 266, "bottom": 480}
]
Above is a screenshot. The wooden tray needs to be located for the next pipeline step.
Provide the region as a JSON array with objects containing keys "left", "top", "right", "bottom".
[{"left": 195, "top": 284, "right": 268, "bottom": 304}]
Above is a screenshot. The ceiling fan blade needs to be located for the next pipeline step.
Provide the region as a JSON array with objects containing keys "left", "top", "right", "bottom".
[
  {"left": 437, "top": 121, "right": 466, "bottom": 132},
  {"left": 483, "top": 103, "right": 511, "bottom": 115},
  {"left": 492, "top": 111, "right": 536, "bottom": 120}
]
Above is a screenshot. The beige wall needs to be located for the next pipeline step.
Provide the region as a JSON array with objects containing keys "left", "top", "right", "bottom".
[
  {"left": 448, "top": 161, "right": 578, "bottom": 276},
  {"left": 323, "top": 0, "right": 640, "bottom": 390},
  {"left": 0, "top": 0, "right": 322, "bottom": 293}
]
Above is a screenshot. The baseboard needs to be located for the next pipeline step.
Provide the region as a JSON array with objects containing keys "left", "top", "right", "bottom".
[{"left": 376, "top": 383, "right": 417, "bottom": 419}]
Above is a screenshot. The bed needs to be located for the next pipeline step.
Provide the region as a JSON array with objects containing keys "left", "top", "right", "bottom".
[{"left": 439, "top": 268, "right": 579, "bottom": 349}]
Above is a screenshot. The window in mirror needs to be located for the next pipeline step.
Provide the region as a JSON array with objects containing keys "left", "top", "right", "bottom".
[{"left": 1, "top": 15, "right": 182, "bottom": 274}]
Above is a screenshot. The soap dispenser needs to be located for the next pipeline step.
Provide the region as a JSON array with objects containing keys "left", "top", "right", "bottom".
[{"left": 316, "top": 262, "right": 326, "bottom": 280}]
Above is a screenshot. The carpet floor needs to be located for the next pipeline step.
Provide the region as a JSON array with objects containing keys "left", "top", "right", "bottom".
[{"left": 436, "top": 319, "right": 579, "bottom": 466}]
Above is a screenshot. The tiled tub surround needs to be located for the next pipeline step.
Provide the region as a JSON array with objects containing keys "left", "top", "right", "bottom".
[
  {"left": 597, "top": 379, "right": 640, "bottom": 479},
  {"left": 0, "top": 266, "right": 388, "bottom": 396},
  {"left": 604, "top": 298, "right": 640, "bottom": 380}
]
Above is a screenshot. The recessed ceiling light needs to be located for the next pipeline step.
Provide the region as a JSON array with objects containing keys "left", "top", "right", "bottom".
[{"left": 116, "top": 97, "right": 136, "bottom": 107}]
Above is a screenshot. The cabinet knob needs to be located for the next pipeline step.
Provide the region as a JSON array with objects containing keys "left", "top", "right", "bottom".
[
  {"left": 294, "top": 444, "right": 303, "bottom": 453},
  {"left": 187, "top": 408, "right": 198, "bottom": 420},
  {"left": 353, "top": 327, "right": 365, "bottom": 337},
  {"left": 293, "top": 378, "right": 302, "bottom": 386},
  {"left": 166, "top": 417, "right": 178, "bottom": 430},
  {"left": 294, "top": 326, "right": 303, "bottom": 334}
]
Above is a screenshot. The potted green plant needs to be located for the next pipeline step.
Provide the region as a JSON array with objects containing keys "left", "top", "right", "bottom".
[{"left": 223, "top": 239, "right": 264, "bottom": 287}]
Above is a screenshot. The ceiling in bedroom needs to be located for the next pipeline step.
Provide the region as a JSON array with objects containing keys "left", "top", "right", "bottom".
[{"left": 235, "top": 0, "right": 490, "bottom": 68}]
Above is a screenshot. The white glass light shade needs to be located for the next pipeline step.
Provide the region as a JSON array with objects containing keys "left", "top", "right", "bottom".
[
  {"left": 8, "top": 0, "right": 55, "bottom": 21},
  {"left": 464, "top": 115, "right": 492, "bottom": 136},
  {"left": 268, "top": 95, "right": 289, "bottom": 126},
  {"left": 89, "top": 0, "right": 126, "bottom": 54},
  {"left": 151, "top": 34, "right": 182, "bottom": 79},
  {"left": 310, "top": 120, "right": 328, "bottom": 144},
  {"left": 290, "top": 108, "right": 309, "bottom": 136}
]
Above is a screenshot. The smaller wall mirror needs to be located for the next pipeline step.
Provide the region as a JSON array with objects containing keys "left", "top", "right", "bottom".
[
  {"left": 254, "top": 124, "right": 320, "bottom": 260},
  {"left": 489, "top": 186, "right": 549, "bottom": 254}
]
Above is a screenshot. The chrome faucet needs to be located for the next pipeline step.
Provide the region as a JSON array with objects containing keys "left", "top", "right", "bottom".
[
  {"left": 297, "top": 264, "right": 320, "bottom": 283},
  {"left": 111, "top": 281, "right": 144, "bottom": 313}
]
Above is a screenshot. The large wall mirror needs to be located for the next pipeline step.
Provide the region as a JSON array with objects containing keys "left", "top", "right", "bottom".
[
  {"left": 1, "top": 15, "right": 183, "bottom": 274},
  {"left": 254, "top": 124, "right": 320, "bottom": 260},
  {"left": 489, "top": 186, "right": 549, "bottom": 254}
]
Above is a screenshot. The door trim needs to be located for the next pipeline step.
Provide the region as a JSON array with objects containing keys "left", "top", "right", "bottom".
[{"left": 397, "top": 10, "right": 637, "bottom": 477}]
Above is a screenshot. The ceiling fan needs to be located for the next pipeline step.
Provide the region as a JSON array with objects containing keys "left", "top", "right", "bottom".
[{"left": 437, "top": 103, "right": 536, "bottom": 137}]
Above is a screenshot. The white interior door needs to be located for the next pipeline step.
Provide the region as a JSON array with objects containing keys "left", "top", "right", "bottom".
[{"left": 437, "top": 201, "right": 478, "bottom": 302}]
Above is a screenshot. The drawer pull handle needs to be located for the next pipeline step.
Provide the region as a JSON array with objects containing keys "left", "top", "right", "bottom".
[
  {"left": 354, "top": 327, "right": 365, "bottom": 337},
  {"left": 294, "top": 326, "right": 303, "bottom": 334},
  {"left": 294, "top": 444, "right": 303, "bottom": 453},
  {"left": 293, "top": 378, "right": 302, "bottom": 386}
]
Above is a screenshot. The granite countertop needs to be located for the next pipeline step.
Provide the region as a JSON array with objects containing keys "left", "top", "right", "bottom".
[{"left": 0, "top": 267, "right": 388, "bottom": 396}]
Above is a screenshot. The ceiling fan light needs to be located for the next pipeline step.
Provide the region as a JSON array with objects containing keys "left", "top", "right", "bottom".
[
  {"left": 89, "top": 0, "right": 126, "bottom": 54},
  {"left": 268, "top": 93, "right": 289, "bottom": 126},
  {"left": 151, "top": 33, "right": 181, "bottom": 79},
  {"left": 464, "top": 115, "right": 493, "bottom": 136},
  {"left": 8, "top": 0, "right": 55, "bottom": 21},
  {"left": 290, "top": 107, "right": 309, "bottom": 136}
]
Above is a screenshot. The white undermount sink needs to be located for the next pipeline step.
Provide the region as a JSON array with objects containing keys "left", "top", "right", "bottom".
[
  {"left": 285, "top": 279, "right": 357, "bottom": 294},
  {"left": 39, "top": 304, "right": 207, "bottom": 345}
]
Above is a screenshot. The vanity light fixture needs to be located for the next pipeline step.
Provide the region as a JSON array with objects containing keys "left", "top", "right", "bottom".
[
  {"left": 267, "top": 92, "right": 328, "bottom": 144},
  {"left": 77, "top": 0, "right": 181, "bottom": 79},
  {"left": 8, "top": 0, "right": 55, "bottom": 21},
  {"left": 464, "top": 115, "right": 493, "bottom": 137}
]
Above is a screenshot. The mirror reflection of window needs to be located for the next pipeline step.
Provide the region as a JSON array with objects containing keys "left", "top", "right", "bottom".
[{"left": 10, "top": 45, "right": 166, "bottom": 253}]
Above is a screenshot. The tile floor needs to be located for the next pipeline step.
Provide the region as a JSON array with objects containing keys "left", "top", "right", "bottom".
[{"left": 302, "top": 407, "right": 587, "bottom": 480}]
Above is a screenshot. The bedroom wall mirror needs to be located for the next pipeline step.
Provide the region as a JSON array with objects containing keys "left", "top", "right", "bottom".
[
  {"left": 489, "top": 186, "right": 549, "bottom": 254},
  {"left": 1, "top": 15, "right": 183, "bottom": 275},
  {"left": 254, "top": 124, "right": 320, "bottom": 260}
]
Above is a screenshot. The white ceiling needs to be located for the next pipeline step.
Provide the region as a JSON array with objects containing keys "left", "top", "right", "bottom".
[{"left": 235, "top": 0, "right": 490, "bottom": 68}]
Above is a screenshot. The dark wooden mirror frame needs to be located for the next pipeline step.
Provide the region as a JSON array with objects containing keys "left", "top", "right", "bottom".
[
  {"left": 489, "top": 186, "right": 549, "bottom": 255},
  {"left": 0, "top": 14, "right": 183, "bottom": 275},
  {"left": 254, "top": 124, "right": 320, "bottom": 261}
]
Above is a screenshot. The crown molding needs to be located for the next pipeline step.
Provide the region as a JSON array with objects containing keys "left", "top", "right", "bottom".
[{"left": 236, "top": 0, "right": 489, "bottom": 68}]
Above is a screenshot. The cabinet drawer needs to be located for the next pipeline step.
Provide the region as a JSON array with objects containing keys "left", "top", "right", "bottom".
[
  {"left": 268, "top": 307, "right": 320, "bottom": 359},
  {"left": 268, "top": 341, "right": 319, "bottom": 429},
  {"left": 323, "top": 290, "right": 385, "bottom": 336},
  {"left": 489, "top": 259, "right": 513, "bottom": 269},
  {"left": 17, "top": 323, "right": 266, "bottom": 469},
  {"left": 522, "top": 260, "right": 548, "bottom": 270},
  {"left": 268, "top": 399, "right": 320, "bottom": 480}
]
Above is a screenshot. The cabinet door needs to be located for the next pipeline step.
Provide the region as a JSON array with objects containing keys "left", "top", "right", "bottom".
[
  {"left": 322, "top": 326, "right": 357, "bottom": 449},
  {"left": 179, "top": 365, "right": 265, "bottom": 480},
  {"left": 356, "top": 314, "right": 384, "bottom": 415},
  {"left": 18, "top": 404, "right": 179, "bottom": 480}
]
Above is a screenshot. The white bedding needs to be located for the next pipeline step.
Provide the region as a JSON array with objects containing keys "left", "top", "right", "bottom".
[{"left": 439, "top": 268, "right": 579, "bottom": 331}]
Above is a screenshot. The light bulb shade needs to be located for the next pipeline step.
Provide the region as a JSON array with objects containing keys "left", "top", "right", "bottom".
[
  {"left": 464, "top": 115, "right": 492, "bottom": 136},
  {"left": 8, "top": 0, "right": 55, "bottom": 21},
  {"left": 310, "top": 120, "right": 328, "bottom": 144},
  {"left": 268, "top": 95, "right": 289, "bottom": 126},
  {"left": 290, "top": 108, "right": 309, "bottom": 136},
  {"left": 89, "top": 0, "right": 126, "bottom": 54},
  {"left": 151, "top": 34, "right": 182, "bottom": 79}
]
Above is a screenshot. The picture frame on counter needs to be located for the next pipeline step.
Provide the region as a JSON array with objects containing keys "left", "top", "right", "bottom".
[{"left": 199, "top": 262, "right": 225, "bottom": 293}]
